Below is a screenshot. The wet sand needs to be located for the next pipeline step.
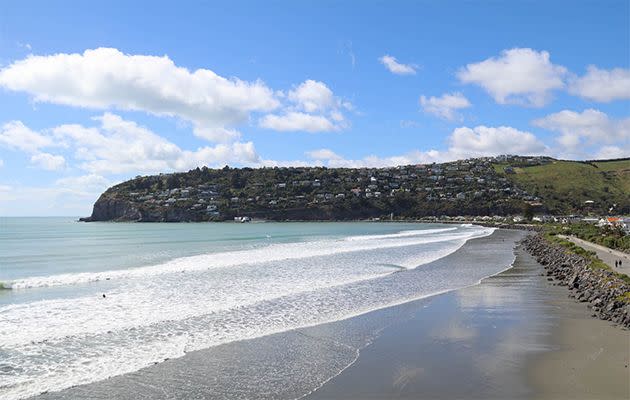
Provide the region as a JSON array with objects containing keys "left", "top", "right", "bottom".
[
  {"left": 308, "top": 244, "right": 630, "bottom": 400},
  {"left": 529, "top": 282, "right": 630, "bottom": 399},
  {"left": 32, "top": 230, "right": 629, "bottom": 399}
]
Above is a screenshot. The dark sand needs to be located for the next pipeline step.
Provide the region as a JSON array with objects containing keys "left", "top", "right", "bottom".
[
  {"left": 32, "top": 230, "right": 629, "bottom": 399},
  {"left": 308, "top": 244, "right": 630, "bottom": 400}
]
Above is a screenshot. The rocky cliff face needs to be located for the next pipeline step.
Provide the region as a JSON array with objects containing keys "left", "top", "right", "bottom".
[
  {"left": 523, "top": 234, "right": 630, "bottom": 328},
  {"left": 79, "top": 195, "right": 141, "bottom": 222},
  {"left": 79, "top": 194, "right": 205, "bottom": 222}
]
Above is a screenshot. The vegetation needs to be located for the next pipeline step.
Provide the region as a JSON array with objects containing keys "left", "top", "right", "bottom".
[
  {"left": 95, "top": 158, "right": 535, "bottom": 221},
  {"left": 547, "top": 222, "right": 630, "bottom": 253},
  {"left": 493, "top": 158, "right": 630, "bottom": 215},
  {"left": 86, "top": 155, "right": 630, "bottom": 222},
  {"left": 543, "top": 231, "right": 630, "bottom": 285}
]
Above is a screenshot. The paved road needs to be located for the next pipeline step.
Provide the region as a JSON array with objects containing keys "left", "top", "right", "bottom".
[{"left": 558, "top": 235, "right": 630, "bottom": 276}]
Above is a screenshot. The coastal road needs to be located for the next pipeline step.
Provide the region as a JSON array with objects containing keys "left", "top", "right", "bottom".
[{"left": 558, "top": 235, "right": 630, "bottom": 276}]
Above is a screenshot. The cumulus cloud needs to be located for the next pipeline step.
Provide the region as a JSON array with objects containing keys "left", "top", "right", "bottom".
[
  {"left": 30, "top": 152, "right": 66, "bottom": 170},
  {"left": 0, "top": 120, "right": 56, "bottom": 152},
  {"left": 56, "top": 174, "right": 111, "bottom": 191},
  {"left": 0, "top": 121, "right": 67, "bottom": 170},
  {"left": 532, "top": 109, "right": 630, "bottom": 150},
  {"left": 595, "top": 145, "right": 630, "bottom": 159},
  {"left": 300, "top": 125, "right": 548, "bottom": 168},
  {"left": 302, "top": 149, "right": 439, "bottom": 168},
  {"left": 448, "top": 126, "right": 548, "bottom": 157},
  {"left": 420, "top": 92, "right": 471, "bottom": 120},
  {"left": 1, "top": 113, "right": 259, "bottom": 176},
  {"left": 259, "top": 80, "right": 350, "bottom": 132},
  {"left": 379, "top": 55, "right": 417, "bottom": 75},
  {"left": 259, "top": 112, "right": 336, "bottom": 132},
  {"left": 0, "top": 47, "right": 280, "bottom": 142},
  {"left": 49, "top": 113, "right": 261, "bottom": 174},
  {"left": 288, "top": 80, "right": 335, "bottom": 112},
  {"left": 305, "top": 148, "right": 343, "bottom": 161},
  {"left": 568, "top": 66, "right": 630, "bottom": 102},
  {"left": 457, "top": 48, "right": 567, "bottom": 107}
]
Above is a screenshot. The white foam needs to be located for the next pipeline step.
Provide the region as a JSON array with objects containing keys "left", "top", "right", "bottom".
[
  {"left": 4, "top": 227, "right": 487, "bottom": 290},
  {"left": 0, "top": 225, "right": 501, "bottom": 400},
  {"left": 344, "top": 227, "right": 457, "bottom": 241}
]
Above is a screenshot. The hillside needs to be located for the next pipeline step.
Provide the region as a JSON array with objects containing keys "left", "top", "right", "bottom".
[
  {"left": 493, "top": 158, "right": 630, "bottom": 215},
  {"left": 80, "top": 156, "right": 629, "bottom": 222}
]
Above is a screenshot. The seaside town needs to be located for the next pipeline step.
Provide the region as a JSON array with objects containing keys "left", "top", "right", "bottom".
[
  {"left": 82, "top": 155, "right": 630, "bottom": 235},
  {"left": 3, "top": 3, "right": 629, "bottom": 399}
]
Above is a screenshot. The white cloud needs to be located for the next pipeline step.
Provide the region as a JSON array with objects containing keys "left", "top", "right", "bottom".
[
  {"left": 420, "top": 92, "right": 471, "bottom": 120},
  {"left": 259, "top": 80, "right": 350, "bottom": 133},
  {"left": 288, "top": 80, "right": 335, "bottom": 113},
  {"left": 457, "top": 48, "right": 567, "bottom": 107},
  {"left": 0, "top": 159, "right": 3, "bottom": 168},
  {"left": 379, "top": 55, "right": 417, "bottom": 75},
  {"left": 0, "top": 121, "right": 67, "bottom": 170},
  {"left": 0, "top": 113, "right": 260, "bottom": 176},
  {"left": 305, "top": 148, "right": 343, "bottom": 161},
  {"left": 532, "top": 109, "right": 630, "bottom": 150},
  {"left": 50, "top": 113, "right": 261, "bottom": 174},
  {"left": 299, "top": 125, "right": 548, "bottom": 168},
  {"left": 325, "top": 151, "right": 439, "bottom": 168},
  {"left": 0, "top": 120, "right": 56, "bottom": 152},
  {"left": 448, "top": 126, "right": 548, "bottom": 157},
  {"left": 56, "top": 174, "right": 111, "bottom": 191},
  {"left": 568, "top": 66, "right": 630, "bottom": 102},
  {"left": 30, "top": 152, "right": 66, "bottom": 170},
  {"left": 301, "top": 150, "right": 438, "bottom": 168},
  {"left": 259, "top": 112, "right": 337, "bottom": 132},
  {"left": 0, "top": 181, "right": 109, "bottom": 216},
  {"left": 0, "top": 49, "right": 352, "bottom": 138},
  {"left": 595, "top": 145, "right": 629, "bottom": 159},
  {"left": 0, "top": 47, "right": 280, "bottom": 142}
]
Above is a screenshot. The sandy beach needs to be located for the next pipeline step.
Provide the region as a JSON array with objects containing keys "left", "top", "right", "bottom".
[
  {"left": 528, "top": 278, "right": 630, "bottom": 400},
  {"left": 308, "top": 241, "right": 630, "bottom": 400},
  {"left": 30, "top": 230, "right": 629, "bottom": 400}
]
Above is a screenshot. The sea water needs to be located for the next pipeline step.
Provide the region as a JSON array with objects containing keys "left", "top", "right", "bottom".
[{"left": 0, "top": 218, "right": 507, "bottom": 399}]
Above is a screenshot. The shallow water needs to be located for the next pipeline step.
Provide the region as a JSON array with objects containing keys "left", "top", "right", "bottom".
[{"left": 1, "top": 218, "right": 510, "bottom": 399}]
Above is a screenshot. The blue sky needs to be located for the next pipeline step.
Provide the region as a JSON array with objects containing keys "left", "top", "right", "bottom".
[{"left": 0, "top": 0, "right": 628, "bottom": 216}]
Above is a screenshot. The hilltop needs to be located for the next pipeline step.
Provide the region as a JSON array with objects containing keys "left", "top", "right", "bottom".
[
  {"left": 80, "top": 156, "right": 629, "bottom": 222},
  {"left": 494, "top": 158, "right": 630, "bottom": 215}
]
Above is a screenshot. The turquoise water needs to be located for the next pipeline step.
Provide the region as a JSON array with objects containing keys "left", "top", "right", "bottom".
[
  {"left": 0, "top": 218, "right": 503, "bottom": 399},
  {"left": 2, "top": 217, "right": 421, "bottom": 281}
]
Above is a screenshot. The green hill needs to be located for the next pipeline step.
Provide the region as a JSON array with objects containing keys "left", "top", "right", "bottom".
[
  {"left": 81, "top": 156, "right": 629, "bottom": 222},
  {"left": 493, "top": 158, "right": 630, "bottom": 215}
]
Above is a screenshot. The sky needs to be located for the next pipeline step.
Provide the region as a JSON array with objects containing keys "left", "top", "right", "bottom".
[{"left": 0, "top": 0, "right": 628, "bottom": 216}]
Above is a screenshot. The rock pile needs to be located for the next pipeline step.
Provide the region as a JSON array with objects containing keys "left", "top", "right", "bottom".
[{"left": 523, "top": 234, "right": 630, "bottom": 328}]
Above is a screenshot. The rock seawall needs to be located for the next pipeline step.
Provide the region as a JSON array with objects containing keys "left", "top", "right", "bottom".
[{"left": 523, "top": 234, "right": 630, "bottom": 328}]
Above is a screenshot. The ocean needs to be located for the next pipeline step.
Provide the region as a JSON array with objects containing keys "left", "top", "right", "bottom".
[{"left": 0, "top": 218, "right": 515, "bottom": 399}]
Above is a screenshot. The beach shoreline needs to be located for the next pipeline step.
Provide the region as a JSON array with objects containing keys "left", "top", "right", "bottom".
[
  {"left": 307, "top": 239, "right": 629, "bottom": 400},
  {"left": 29, "top": 229, "right": 629, "bottom": 400}
]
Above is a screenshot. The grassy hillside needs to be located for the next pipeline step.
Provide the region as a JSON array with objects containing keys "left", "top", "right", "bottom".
[{"left": 494, "top": 159, "right": 630, "bottom": 214}]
